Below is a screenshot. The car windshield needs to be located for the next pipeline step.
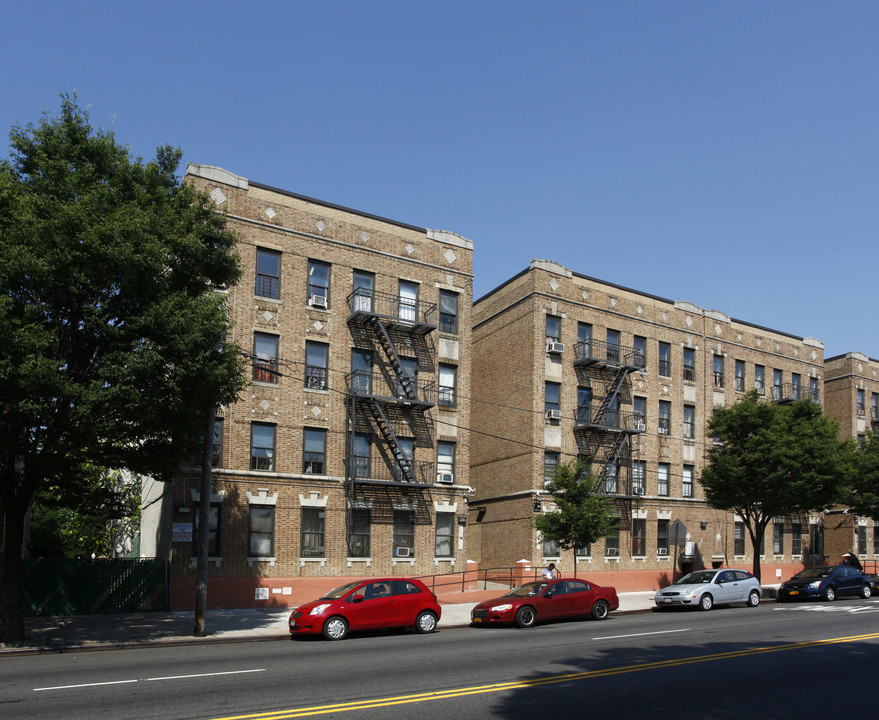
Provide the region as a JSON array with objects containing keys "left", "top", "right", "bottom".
[
  {"left": 321, "top": 581, "right": 363, "bottom": 600},
  {"left": 793, "top": 568, "right": 832, "bottom": 580},
  {"left": 675, "top": 571, "right": 717, "bottom": 585},
  {"left": 506, "top": 582, "right": 550, "bottom": 597}
]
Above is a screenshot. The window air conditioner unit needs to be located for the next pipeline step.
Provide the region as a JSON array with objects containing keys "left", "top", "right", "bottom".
[
  {"left": 605, "top": 547, "right": 619, "bottom": 557},
  {"left": 633, "top": 487, "right": 644, "bottom": 496},
  {"left": 545, "top": 409, "right": 561, "bottom": 421},
  {"left": 658, "top": 547, "right": 668, "bottom": 555},
  {"left": 546, "top": 341, "right": 565, "bottom": 354},
  {"left": 634, "top": 420, "right": 646, "bottom": 431},
  {"left": 394, "top": 547, "right": 411, "bottom": 558},
  {"left": 255, "top": 352, "right": 273, "bottom": 363},
  {"left": 309, "top": 294, "right": 328, "bottom": 308},
  {"left": 658, "top": 427, "right": 669, "bottom": 435},
  {"left": 437, "top": 473, "right": 454, "bottom": 484},
  {"left": 306, "top": 377, "right": 326, "bottom": 390}
]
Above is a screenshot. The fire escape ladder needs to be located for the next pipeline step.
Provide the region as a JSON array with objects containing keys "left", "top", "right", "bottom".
[
  {"left": 367, "top": 315, "right": 417, "bottom": 401},
  {"left": 363, "top": 400, "right": 414, "bottom": 483}
]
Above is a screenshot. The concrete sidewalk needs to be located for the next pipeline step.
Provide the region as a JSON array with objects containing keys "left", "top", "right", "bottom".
[{"left": 1, "top": 591, "right": 657, "bottom": 655}]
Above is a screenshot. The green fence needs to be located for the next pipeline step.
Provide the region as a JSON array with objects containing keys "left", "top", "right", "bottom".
[{"left": 22, "top": 557, "right": 168, "bottom": 616}]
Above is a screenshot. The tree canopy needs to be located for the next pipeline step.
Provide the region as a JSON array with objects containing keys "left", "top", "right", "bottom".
[
  {"left": 535, "top": 460, "right": 616, "bottom": 552},
  {"left": 701, "top": 391, "right": 851, "bottom": 581},
  {"left": 846, "top": 431, "right": 879, "bottom": 520},
  {"left": 0, "top": 96, "right": 245, "bottom": 642}
]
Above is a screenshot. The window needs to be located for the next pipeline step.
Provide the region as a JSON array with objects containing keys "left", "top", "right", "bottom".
[
  {"left": 604, "top": 520, "right": 620, "bottom": 557},
  {"left": 396, "top": 356, "right": 418, "bottom": 398},
  {"left": 437, "top": 441, "right": 455, "bottom": 483},
  {"left": 682, "top": 465, "right": 694, "bottom": 498},
  {"left": 303, "top": 428, "right": 327, "bottom": 474},
  {"left": 632, "top": 519, "right": 646, "bottom": 557},
  {"left": 791, "top": 373, "right": 801, "bottom": 400},
  {"left": 683, "top": 405, "right": 695, "bottom": 440},
  {"left": 545, "top": 314, "right": 561, "bottom": 344},
  {"left": 352, "top": 270, "right": 374, "bottom": 312},
  {"left": 858, "top": 525, "right": 867, "bottom": 555},
  {"left": 249, "top": 505, "right": 274, "bottom": 557},
  {"left": 755, "top": 365, "right": 765, "bottom": 395},
  {"left": 250, "top": 423, "right": 275, "bottom": 471},
  {"left": 439, "top": 290, "right": 459, "bottom": 334},
  {"left": 301, "top": 508, "right": 325, "bottom": 557},
  {"left": 543, "top": 536, "right": 560, "bottom": 557},
  {"left": 348, "top": 509, "right": 371, "bottom": 557},
  {"left": 193, "top": 501, "right": 221, "bottom": 557},
  {"left": 393, "top": 510, "right": 415, "bottom": 557},
  {"left": 791, "top": 521, "right": 802, "bottom": 555},
  {"left": 398, "top": 280, "right": 418, "bottom": 323},
  {"left": 874, "top": 524, "right": 879, "bottom": 556},
  {"left": 305, "top": 341, "right": 328, "bottom": 390},
  {"left": 545, "top": 382, "right": 560, "bottom": 413},
  {"left": 435, "top": 514, "right": 455, "bottom": 557},
  {"left": 544, "top": 451, "right": 560, "bottom": 486},
  {"left": 657, "top": 519, "right": 669, "bottom": 555},
  {"left": 604, "top": 461, "right": 618, "bottom": 494},
  {"left": 256, "top": 248, "right": 280, "bottom": 299},
  {"left": 872, "top": 392, "right": 879, "bottom": 419},
  {"left": 632, "top": 460, "right": 646, "bottom": 495},
  {"left": 396, "top": 437, "right": 415, "bottom": 478},
  {"left": 658, "top": 400, "right": 671, "bottom": 435},
  {"left": 253, "top": 333, "right": 279, "bottom": 383},
  {"left": 773, "top": 369, "right": 783, "bottom": 400},
  {"left": 658, "top": 342, "right": 671, "bottom": 377},
  {"left": 683, "top": 347, "right": 695, "bottom": 382},
  {"left": 633, "top": 396, "right": 646, "bottom": 430},
  {"left": 713, "top": 355, "right": 724, "bottom": 388},
  {"left": 809, "top": 377, "right": 819, "bottom": 402},
  {"left": 211, "top": 418, "right": 223, "bottom": 467},
  {"left": 307, "top": 260, "right": 330, "bottom": 306},
  {"left": 657, "top": 463, "right": 669, "bottom": 496},
  {"left": 734, "top": 522, "right": 745, "bottom": 555},
  {"left": 575, "top": 543, "right": 591, "bottom": 558},
  {"left": 606, "top": 329, "right": 620, "bottom": 362},
  {"left": 735, "top": 360, "right": 745, "bottom": 392},
  {"left": 633, "top": 336, "right": 647, "bottom": 368},
  {"left": 577, "top": 386, "right": 593, "bottom": 423},
  {"left": 773, "top": 521, "right": 784, "bottom": 555},
  {"left": 578, "top": 322, "right": 593, "bottom": 359},
  {"left": 352, "top": 433, "right": 371, "bottom": 478},
  {"left": 809, "top": 523, "right": 823, "bottom": 558},
  {"left": 438, "top": 364, "right": 457, "bottom": 408},
  {"left": 857, "top": 389, "right": 865, "bottom": 415},
  {"left": 351, "top": 349, "right": 373, "bottom": 395}
]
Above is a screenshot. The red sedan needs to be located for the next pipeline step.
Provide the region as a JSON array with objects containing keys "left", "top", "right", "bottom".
[
  {"left": 289, "top": 578, "right": 441, "bottom": 640},
  {"left": 471, "top": 578, "right": 619, "bottom": 628}
]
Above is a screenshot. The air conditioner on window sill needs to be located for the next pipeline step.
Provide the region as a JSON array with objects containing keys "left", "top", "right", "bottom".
[
  {"left": 658, "top": 548, "right": 668, "bottom": 555},
  {"left": 545, "top": 409, "right": 561, "bottom": 421},
  {"left": 306, "top": 377, "right": 326, "bottom": 390},
  {"left": 437, "top": 473, "right": 454, "bottom": 484},
  {"left": 545, "top": 341, "right": 565, "bottom": 354},
  {"left": 634, "top": 420, "right": 646, "bottom": 431},
  {"left": 658, "top": 427, "right": 669, "bottom": 435},
  {"left": 308, "top": 294, "right": 328, "bottom": 308},
  {"left": 394, "top": 547, "right": 411, "bottom": 558},
  {"left": 632, "top": 487, "right": 644, "bottom": 496},
  {"left": 605, "top": 548, "right": 619, "bottom": 557}
]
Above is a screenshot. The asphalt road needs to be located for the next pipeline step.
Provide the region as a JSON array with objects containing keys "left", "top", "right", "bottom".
[{"left": 4, "top": 597, "right": 879, "bottom": 720}]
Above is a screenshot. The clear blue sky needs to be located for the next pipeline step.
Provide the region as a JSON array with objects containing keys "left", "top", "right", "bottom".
[{"left": 3, "top": 2, "right": 877, "bottom": 359}]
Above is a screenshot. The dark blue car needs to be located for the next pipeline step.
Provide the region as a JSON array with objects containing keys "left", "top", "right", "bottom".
[{"left": 777, "top": 565, "right": 873, "bottom": 603}]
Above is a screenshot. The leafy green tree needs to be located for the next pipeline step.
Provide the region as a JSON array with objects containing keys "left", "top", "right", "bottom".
[
  {"left": 535, "top": 460, "right": 616, "bottom": 552},
  {"left": 0, "top": 96, "right": 245, "bottom": 643},
  {"left": 701, "top": 392, "right": 851, "bottom": 581},
  {"left": 846, "top": 432, "right": 879, "bottom": 520}
]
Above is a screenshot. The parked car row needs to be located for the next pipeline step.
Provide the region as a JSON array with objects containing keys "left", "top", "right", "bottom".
[{"left": 289, "top": 564, "right": 876, "bottom": 640}]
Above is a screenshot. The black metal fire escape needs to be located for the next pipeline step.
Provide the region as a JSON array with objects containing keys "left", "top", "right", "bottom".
[
  {"left": 572, "top": 338, "right": 645, "bottom": 513},
  {"left": 345, "top": 288, "right": 437, "bottom": 523}
]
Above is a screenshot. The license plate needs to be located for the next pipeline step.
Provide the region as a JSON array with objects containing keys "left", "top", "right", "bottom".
[
  {"left": 473, "top": 618, "right": 482, "bottom": 622},
  {"left": 664, "top": 598, "right": 672, "bottom": 603},
  {"left": 789, "top": 590, "right": 799, "bottom": 596}
]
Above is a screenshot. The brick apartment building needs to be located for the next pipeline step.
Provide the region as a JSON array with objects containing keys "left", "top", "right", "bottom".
[
  {"left": 167, "top": 164, "right": 474, "bottom": 609},
  {"left": 469, "top": 259, "right": 828, "bottom": 590},
  {"left": 822, "top": 352, "right": 879, "bottom": 565}
]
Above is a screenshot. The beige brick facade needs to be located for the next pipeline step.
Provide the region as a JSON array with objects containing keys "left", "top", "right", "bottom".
[
  {"left": 470, "top": 259, "right": 827, "bottom": 588},
  {"left": 169, "top": 165, "right": 474, "bottom": 608}
]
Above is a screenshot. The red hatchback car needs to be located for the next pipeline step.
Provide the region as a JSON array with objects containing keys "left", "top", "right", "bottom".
[
  {"left": 471, "top": 578, "right": 619, "bottom": 628},
  {"left": 289, "top": 578, "right": 442, "bottom": 640}
]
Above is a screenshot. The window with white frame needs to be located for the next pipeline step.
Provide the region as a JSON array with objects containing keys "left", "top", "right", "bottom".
[
  {"left": 435, "top": 513, "right": 455, "bottom": 557},
  {"left": 437, "top": 441, "right": 455, "bottom": 484},
  {"left": 632, "top": 461, "right": 646, "bottom": 495},
  {"left": 657, "top": 463, "right": 669, "bottom": 496},
  {"left": 438, "top": 364, "right": 457, "bottom": 408},
  {"left": 249, "top": 505, "right": 274, "bottom": 557},
  {"left": 657, "top": 519, "right": 669, "bottom": 555},
  {"left": 301, "top": 508, "right": 325, "bottom": 557},
  {"left": 683, "top": 405, "right": 695, "bottom": 440},
  {"left": 253, "top": 333, "right": 279, "bottom": 384},
  {"left": 250, "top": 423, "right": 276, "bottom": 471},
  {"left": 398, "top": 280, "right": 418, "bottom": 323},
  {"left": 307, "top": 260, "right": 330, "bottom": 307},
  {"left": 682, "top": 465, "right": 694, "bottom": 498},
  {"left": 305, "top": 341, "right": 328, "bottom": 390}
]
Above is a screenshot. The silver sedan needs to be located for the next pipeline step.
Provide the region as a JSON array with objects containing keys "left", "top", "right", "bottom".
[{"left": 654, "top": 569, "right": 762, "bottom": 611}]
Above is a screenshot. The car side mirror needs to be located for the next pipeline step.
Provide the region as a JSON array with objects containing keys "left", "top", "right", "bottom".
[{"left": 351, "top": 594, "right": 364, "bottom": 603}]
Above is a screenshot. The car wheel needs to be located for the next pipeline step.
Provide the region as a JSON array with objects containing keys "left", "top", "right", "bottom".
[
  {"left": 861, "top": 584, "right": 872, "bottom": 599},
  {"left": 747, "top": 590, "right": 760, "bottom": 607},
  {"left": 514, "top": 606, "right": 537, "bottom": 628},
  {"left": 823, "top": 586, "right": 836, "bottom": 602},
  {"left": 698, "top": 594, "right": 713, "bottom": 611},
  {"left": 322, "top": 616, "right": 348, "bottom": 640},
  {"left": 414, "top": 611, "right": 437, "bottom": 634},
  {"left": 591, "top": 600, "right": 610, "bottom": 621}
]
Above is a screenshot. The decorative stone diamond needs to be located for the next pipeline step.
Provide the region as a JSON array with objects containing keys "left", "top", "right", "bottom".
[
  {"left": 549, "top": 278, "right": 559, "bottom": 292},
  {"left": 661, "top": 313, "right": 668, "bottom": 322},
  {"left": 210, "top": 188, "right": 227, "bottom": 206},
  {"left": 262, "top": 311, "right": 274, "bottom": 322},
  {"left": 360, "top": 232, "right": 370, "bottom": 242},
  {"left": 714, "top": 324, "right": 722, "bottom": 334},
  {"left": 582, "top": 291, "right": 588, "bottom": 300},
  {"left": 313, "top": 321, "right": 324, "bottom": 331},
  {"left": 264, "top": 207, "right": 276, "bottom": 219},
  {"left": 443, "top": 249, "right": 457, "bottom": 264},
  {"left": 259, "top": 400, "right": 271, "bottom": 411},
  {"left": 405, "top": 244, "right": 415, "bottom": 255},
  {"left": 811, "top": 350, "right": 818, "bottom": 360},
  {"left": 315, "top": 220, "right": 327, "bottom": 232},
  {"left": 311, "top": 406, "right": 322, "bottom": 417},
  {"left": 610, "top": 298, "right": 617, "bottom": 307},
  {"left": 685, "top": 316, "right": 693, "bottom": 328},
  {"left": 637, "top": 306, "right": 643, "bottom": 315}
]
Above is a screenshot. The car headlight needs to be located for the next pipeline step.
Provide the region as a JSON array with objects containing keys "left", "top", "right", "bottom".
[
  {"left": 309, "top": 604, "right": 331, "bottom": 615},
  {"left": 808, "top": 581, "right": 822, "bottom": 590},
  {"left": 490, "top": 604, "right": 513, "bottom": 612}
]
